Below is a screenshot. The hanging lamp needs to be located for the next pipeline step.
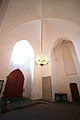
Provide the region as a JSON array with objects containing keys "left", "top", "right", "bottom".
[{"left": 35, "top": 20, "right": 49, "bottom": 66}]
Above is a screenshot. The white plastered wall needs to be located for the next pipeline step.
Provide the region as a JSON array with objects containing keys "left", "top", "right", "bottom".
[
  {"left": 49, "top": 19, "right": 80, "bottom": 101},
  {"left": 52, "top": 41, "right": 80, "bottom": 101},
  {"left": 0, "top": 0, "right": 80, "bottom": 100},
  {"left": 0, "top": 19, "right": 80, "bottom": 100},
  {"left": 0, "top": 20, "right": 42, "bottom": 99},
  {"left": 0, "top": 19, "right": 80, "bottom": 101}
]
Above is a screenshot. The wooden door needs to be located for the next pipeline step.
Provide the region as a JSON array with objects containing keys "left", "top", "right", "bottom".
[
  {"left": 70, "top": 83, "right": 79, "bottom": 102},
  {"left": 42, "top": 76, "right": 52, "bottom": 101},
  {"left": 3, "top": 69, "right": 24, "bottom": 98}
]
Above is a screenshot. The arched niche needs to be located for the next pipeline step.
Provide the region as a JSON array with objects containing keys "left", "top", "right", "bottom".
[
  {"left": 7, "top": 40, "right": 34, "bottom": 99},
  {"left": 50, "top": 39, "right": 80, "bottom": 101}
]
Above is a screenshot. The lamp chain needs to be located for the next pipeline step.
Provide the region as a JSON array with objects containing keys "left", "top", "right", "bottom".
[{"left": 41, "top": 20, "right": 43, "bottom": 54}]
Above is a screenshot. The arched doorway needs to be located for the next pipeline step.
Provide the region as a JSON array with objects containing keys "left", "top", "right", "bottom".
[
  {"left": 51, "top": 39, "right": 80, "bottom": 101},
  {"left": 7, "top": 40, "right": 34, "bottom": 98},
  {"left": 3, "top": 69, "right": 24, "bottom": 98}
]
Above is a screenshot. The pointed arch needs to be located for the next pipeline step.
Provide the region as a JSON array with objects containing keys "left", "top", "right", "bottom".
[
  {"left": 50, "top": 38, "right": 80, "bottom": 102},
  {"left": 8, "top": 40, "right": 34, "bottom": 98}
]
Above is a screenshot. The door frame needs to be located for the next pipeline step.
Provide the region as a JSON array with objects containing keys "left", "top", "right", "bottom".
[{"left": 70, "top": 83, "right": 80, "bottom": 102}]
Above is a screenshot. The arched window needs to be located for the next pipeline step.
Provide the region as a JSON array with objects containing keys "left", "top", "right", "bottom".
[{"left": 8, "top": 40, "right": 34, "bottom": 98}]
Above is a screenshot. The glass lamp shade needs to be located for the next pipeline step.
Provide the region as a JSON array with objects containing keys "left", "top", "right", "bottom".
[{"left": 35, "top": 54, "right": 49, "bottom": 66}]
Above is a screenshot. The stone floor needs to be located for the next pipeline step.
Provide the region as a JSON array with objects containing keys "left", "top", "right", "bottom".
[
  {"left": 0, "top": 101, "right": 80, "bottom": 120},
  {"left": 0, "top": 98, "right": 49, "bottom": 113}
]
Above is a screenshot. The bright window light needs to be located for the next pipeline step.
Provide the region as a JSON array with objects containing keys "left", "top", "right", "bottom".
[
  {"left": 9, "top": 40, "right": 34, "bottom": 97},
  {"left": 11, "top": 40, "right": 34, "bottom": 66}
]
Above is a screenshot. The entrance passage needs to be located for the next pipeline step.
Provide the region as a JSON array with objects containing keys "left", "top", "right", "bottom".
[
  {"left": 42, "top": 76, "right": 52, "bottom": 101},
  {"left": 3, "top": 69, "right": 24, "bottom": 98},
  {"left": 70, "top": 83, "right": 80, "bottom": 102}
]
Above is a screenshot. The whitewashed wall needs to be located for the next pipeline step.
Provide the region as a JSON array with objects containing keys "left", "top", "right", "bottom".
[
  {"left": 0, "top": 0, "right": 80, "bottom": 100},
  {"left": 52, "top": 41, "right": 80, "bottom": 101}
]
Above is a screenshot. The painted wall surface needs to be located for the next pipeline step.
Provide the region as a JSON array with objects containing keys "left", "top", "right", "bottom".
[
  {"left": 0, "top": 0, "right": 41, "bottom": 37},
  {"left": 43, "top": 0, "right": 80, "bottom": 24},
  {"left": 53, "top": 42, "right": 80, "bottom": 101},
  {"left": 1, "top": 0, "right": 80, "bottom": 37},
  {"left": 0, "top": 0, "right": 80, "bottom": 100},
  {"left": 0, "top": 20, "right": 42, "bottom": 99}
]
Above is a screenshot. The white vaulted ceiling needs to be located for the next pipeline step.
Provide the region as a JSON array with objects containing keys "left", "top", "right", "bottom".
[
  {"left": 0, "top": 0, "right": 80, "bottom": 79},
  {"left": 0, "top": 0, "right": 80, "bottom": 101},
  {"left": 0, "top": 0, "right": 80, "bottom": 37}
]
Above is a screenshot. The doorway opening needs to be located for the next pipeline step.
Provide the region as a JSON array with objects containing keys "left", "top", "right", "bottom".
[
  {"left": 7, "top": 40, "right": 34, "bottom": 98},
  {"left": 3, "top": 69, "right": 24, "bottom": 98},
  {"left": 42, "top": 76, "right": 52, "bottom": 101},
  {"left": 70, "top": 83, "right": 80, "bottom": 102}
]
